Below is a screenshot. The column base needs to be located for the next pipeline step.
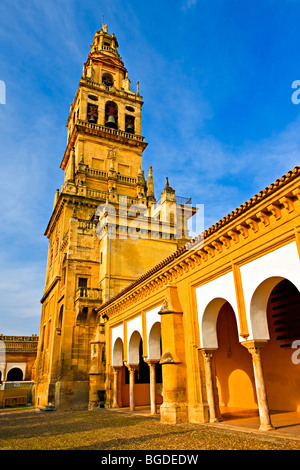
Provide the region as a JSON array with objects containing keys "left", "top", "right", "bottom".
[
  {"left": 259, "top": 423, "right": 275, "bottom": 431},
  {"left": 160, "top": 402, "right": 188, "bottom": 424},
  {"left": 210, "top": 417, "right": 220, "bottom": 423},
  {"left": 188, "top": 403, "right": 210, "bottom": 423}
]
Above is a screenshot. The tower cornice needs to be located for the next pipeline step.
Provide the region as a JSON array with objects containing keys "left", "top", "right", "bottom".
[{"left": 61, "top": 120, "right": 147, "bottom": 170}]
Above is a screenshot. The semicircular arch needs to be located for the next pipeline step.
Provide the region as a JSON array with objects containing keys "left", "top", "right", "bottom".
[
  {"left": 112, "top": 337, "right": 124, "bottom": 367},
  {"left": 249, "top": 276, "right": 300, "bottom": 340},
  {"left": 201, "top": 298, "right": 238, "bottom": 349},
  {"left": 128, "top": 330, "right": 142, "bottom": 365},
  {"left": 148, "top": 322, "right": 161, "bottom": 361}
]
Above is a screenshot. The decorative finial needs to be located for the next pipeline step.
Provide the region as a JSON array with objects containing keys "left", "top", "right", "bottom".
[{"left": 102, "top": 15, "right": 108, "bottom": 32}]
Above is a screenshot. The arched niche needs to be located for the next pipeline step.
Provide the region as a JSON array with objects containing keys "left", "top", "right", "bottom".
[{"left": 105, "top": 101, "right": 118, "bottom": 129}]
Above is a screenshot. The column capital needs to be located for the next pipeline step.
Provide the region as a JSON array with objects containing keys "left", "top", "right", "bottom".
[
  {"left": 200, "top": 348, "right": 217, "bottom": 361},
  {"left": 144, "top": 359, "right": 159, "bottom": 367},
  {"left": 126, "top": 363, "right": 139, "bottom": 373},
  {"left": 241, "top": 340, "right": 268, "bottom": 357}
]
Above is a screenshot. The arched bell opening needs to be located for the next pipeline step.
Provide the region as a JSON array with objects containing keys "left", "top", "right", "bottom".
[
  {"left": 87, "top": 102, "right": 98, "bottom": 124},
  {"left": 102, "top": 72, "right": 114, "bottom": 88},
  {"left": 125, "top": 114, "right": 135, "bottom": 134},
  {"left": 105, "top": 101, "right": 118, "bottom": 129}
]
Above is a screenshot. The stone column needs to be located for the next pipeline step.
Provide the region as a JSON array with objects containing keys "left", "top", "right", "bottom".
[
  {"left": 201, "top": 349, "right": 219, "bottom": 423},
  {"left": 127, "top": 365, "right": 138, "bottom": 411},
  {"left": 112, "top": 367, "right": 120, "bottom": 408},
  {"left": 242, "top": 341, "right": 274, "bottom": 431},
  {"left": 146, "top": 360, "right": 158, "bottom": 415}
]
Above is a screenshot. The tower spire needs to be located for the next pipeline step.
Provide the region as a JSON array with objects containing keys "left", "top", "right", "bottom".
[{"left": 147, "top": 166, "right": 156, "bottom": 203}]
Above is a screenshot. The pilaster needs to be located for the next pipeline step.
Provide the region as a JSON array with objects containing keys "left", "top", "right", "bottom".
[{"left": 159, "top": 284, "right": 188, "bottom": 423}]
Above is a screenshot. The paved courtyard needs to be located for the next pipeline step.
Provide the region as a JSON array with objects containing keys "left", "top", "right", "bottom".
[{"left": 0, "top": 406, "right": 300, "bottom": 451}]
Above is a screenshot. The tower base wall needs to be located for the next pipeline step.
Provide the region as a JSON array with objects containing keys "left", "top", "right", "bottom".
[{"left": 54, "top": 380, "right": 89, "bottom": 411}]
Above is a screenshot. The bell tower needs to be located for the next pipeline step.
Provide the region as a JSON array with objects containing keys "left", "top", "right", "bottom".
[
  {"left": 34, "top": 22, "right": 196, "bottom": 411},
  {"left": 62, "top": 21, "right": 146, "bottom": 195}
]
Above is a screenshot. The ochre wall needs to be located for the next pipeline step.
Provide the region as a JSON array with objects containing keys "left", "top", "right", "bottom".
[
  {"left": 261, "top": 299, "right": 300, "bottom": 412},
  {"left": 214, "top": 304, "right": 258, "bottom": 411}
]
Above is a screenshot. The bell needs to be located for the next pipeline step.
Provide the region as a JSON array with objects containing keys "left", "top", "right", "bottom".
[
  {"left": 106, "top": 115, "right": 117, "bottom": 128},
  {"left": 89, "top": 114, "right": 97, "bottom": 123},
  {"left": 125, "top": 123, "right": 134, "bottom": 134}
]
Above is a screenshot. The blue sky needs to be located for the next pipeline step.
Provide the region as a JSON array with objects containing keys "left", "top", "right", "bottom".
[{"left": 0, "top": 0, "right": 300, "bottom": 335}]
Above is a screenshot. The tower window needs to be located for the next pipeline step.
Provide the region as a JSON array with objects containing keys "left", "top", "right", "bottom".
[
  {"left": 125, "top": 114, "right": 135, "bottom": 134},
  {"left": 78, "top": 277, "right": 88, "bottom": 288},
  {"left": 105, "top": 101, "right": 118, "bottom": 129},
  {"left": 87, "top": 103, "right": 98, "bottom": 123},
  {"left": 102, "top": 73, "right": 114, "bottom": 87}
]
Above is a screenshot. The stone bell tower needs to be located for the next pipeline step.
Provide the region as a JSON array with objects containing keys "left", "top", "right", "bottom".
[{"left": 34, "top": 22, "right": 196, "bottom": 411}]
